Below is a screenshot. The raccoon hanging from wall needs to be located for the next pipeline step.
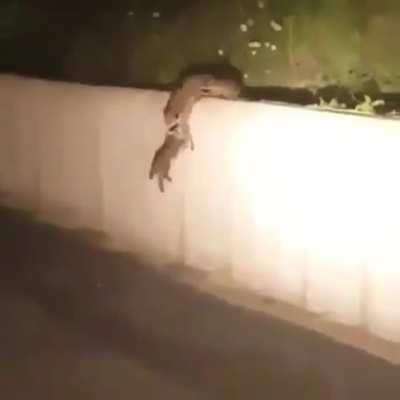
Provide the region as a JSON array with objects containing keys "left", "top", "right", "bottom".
[{"left": 149, "top": 73, "right": 242, "bottom": 192}]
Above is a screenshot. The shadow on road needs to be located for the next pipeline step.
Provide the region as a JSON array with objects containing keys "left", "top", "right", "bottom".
[{"left": 1, "top": 207, "right": 399, "bottom": 399}]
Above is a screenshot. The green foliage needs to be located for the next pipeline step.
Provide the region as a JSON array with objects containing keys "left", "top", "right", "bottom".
[
  {"left": 317, "top": 97, "right": 346, "bottom": 111},
  {"left": 354, "top": 95, "right": 385, "bottom": 115},
  {"left": 314, "top": 94, "right": 385, "bottom": 116},
  {"left": 6, "top": 0, "right": 400, "bottom": 92}
]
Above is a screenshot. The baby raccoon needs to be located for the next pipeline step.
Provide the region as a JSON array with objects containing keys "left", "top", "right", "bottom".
[
  {"left": 149, "top": 128, "right": 186, "bottom": 193},
  {"left": 150, "top": 73, "right": 242, "bottom": 192}
]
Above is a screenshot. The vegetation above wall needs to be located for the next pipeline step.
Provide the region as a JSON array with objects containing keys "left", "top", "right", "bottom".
[{"left": 2, "top": 0, "right": 400, "bottom": 112}]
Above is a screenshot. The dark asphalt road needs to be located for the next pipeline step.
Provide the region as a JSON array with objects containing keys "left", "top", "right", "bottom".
[{"left": 1, "top": 207, "right": 400, "bottom": 400}]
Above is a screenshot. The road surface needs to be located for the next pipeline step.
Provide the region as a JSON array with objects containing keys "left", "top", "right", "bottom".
[{"left": 1, "top": 207, "right": 399, "bottom": 399}]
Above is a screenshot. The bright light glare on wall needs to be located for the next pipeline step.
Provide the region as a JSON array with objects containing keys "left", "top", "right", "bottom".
[
  {"left": 232, "top": 106, "right": 400, "bottom": 264},
  {"left": 229, "top": 104, "right": 400, "bottom": 340}
]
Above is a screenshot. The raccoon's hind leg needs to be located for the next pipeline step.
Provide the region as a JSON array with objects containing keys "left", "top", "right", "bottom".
[{"left": 149, "top": 134, "right": 185, "bottom": 192}]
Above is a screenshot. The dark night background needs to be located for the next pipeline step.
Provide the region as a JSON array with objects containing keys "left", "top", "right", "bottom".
[
  {"left": 2, "top": 0, "right": 400, "bottom": 98},
  {"left": 1, "top": 0, "right": 210, "bottom": 85}
]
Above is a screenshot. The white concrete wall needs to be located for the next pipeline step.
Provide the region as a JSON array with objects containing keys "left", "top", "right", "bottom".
[{"left": 1, "top": 74, "right": 400, "bottom": 346}]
